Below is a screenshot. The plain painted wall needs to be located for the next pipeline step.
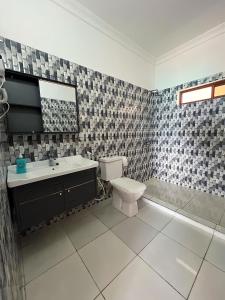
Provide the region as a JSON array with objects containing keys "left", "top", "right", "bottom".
[
  {"left": 155, "top": 32, "right": 225, "bottom": 90},
  {"left": 0, "top": 0, "right": 154, "bottom": 89}
]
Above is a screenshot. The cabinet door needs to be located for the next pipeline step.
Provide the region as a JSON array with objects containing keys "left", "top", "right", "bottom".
[
  {"left": 12, "top": 177, "right": 63, "bottom": 204},
  {"left": 65, "top": 180, "right": 96, "bottom": 211},
  {"left": 64, "top": 169, "right": 96, "bottom": 189},
  {"left": 18, "top": 191, "right": 64, "bottom": 231}
]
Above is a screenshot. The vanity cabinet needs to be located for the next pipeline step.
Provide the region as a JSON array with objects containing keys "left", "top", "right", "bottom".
[
  {"left": 65, "top": 180, "right": 96, "bottom": 210},
  {"left": 19, "top": 191, "right": 64, "bottom": 231},
  {"left": 9, "top": 168, "right": 97, "bottom": 232}
]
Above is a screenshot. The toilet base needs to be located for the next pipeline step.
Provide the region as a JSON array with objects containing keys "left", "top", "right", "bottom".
[{"left": 112, "top": 190, "right": 138, "bottom": 217}]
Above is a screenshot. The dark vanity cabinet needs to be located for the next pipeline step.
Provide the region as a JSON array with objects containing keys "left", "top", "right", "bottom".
[
  {"left": 64, "top": 172, "right": 97, "bottom": 210},
  {"left": 9, "top": 168, "right": 97, "bottom": 232}
]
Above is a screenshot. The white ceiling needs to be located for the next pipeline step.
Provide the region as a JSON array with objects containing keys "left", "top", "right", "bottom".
[{"left": 75, "top": 0, "right": 225, "bottom": 57}]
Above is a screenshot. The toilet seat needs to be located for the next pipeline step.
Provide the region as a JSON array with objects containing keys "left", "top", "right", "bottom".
[{"left": 110, "top": 177, "right": 146, "bottom": 194}]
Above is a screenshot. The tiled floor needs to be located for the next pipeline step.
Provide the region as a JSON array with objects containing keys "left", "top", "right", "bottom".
[
  {"left": 22, "top": 198, "right": 225, "bottom": 300},
  {"left": 145, "top": 178, "right": 225, "bottom": 231}
]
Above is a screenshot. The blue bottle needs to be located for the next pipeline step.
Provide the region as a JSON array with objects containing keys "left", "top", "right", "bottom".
[{"left": 16, "top": 154, "right": 27, "bottom": 174}]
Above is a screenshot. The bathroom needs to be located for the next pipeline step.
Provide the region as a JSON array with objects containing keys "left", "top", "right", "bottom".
[{"left": 0, "top": 0, "right": 225, "bottom": 299}]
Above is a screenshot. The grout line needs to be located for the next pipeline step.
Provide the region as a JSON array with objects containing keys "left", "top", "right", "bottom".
[
  {"left": 138, "top": 207, "right": 209, "bottom": 260},
  {"left": 160, "top": 230, "right": 208, "bottom": 259},
  {"left": 133, "top": 227, "right": 161, "bottom": 255},
  {"left": 186, "top": 228, "right": 215, "bottom": 299},
  {"left": 156, "top": 200, "right": 216, "bottom": 233},
  {"left": 137, "top": 255, "right": 186, "bottom": 299},
  {"left": 78, "top": 235, "right": 138, "bottom": 294},
  {"left": 204, "top": 258, "right": 225, "bottom": 274},
  {"left": 96, "top": 209, "right": 201, "bottom": 298},
  {"left": 133, "top": 205, "right": 214, "bottom": 297},
  {"left": 59, "top": 217, "right": 110, "bottom": 252},
  {"left": 180, "top": 198, "right": 192, "bottom": 209},
  {"left": 144, "top": 195, "right": 180, "bottom": 212},
  {"left": 89, "top": 205, "right": 128, "bottom": 230},
  {"left": 23, "top": 204, "right": 128, "bottom": 291},
  {"left": 217, "top": 208, "right": 225, "bottom": 227},
  {"left": 62, "top": 222, "right": 102, "bottom": 295},
  {"left": 109, "top": 218, "right": 161, "bottom": 256},
  {"left": 144, "top": 183, "right": 225, "bottom": 229},
  {"left": 99, "top": 255, "right": 138, "bottom": 294},
  {"left": 93, "top": 293, "right": 105, "bottom": 300},
  {"left": 22, "top": 196, "right": 225, "bottom": 299},
  {"left": 136, "top": 200, "right": 177, "bottom": 231},
  {"left": 76, "top": 250, "right": 102, "bottom": 295},
  {"left": 24, "top": 251, "right": 75, "bottom": 286},
  {"left": 76, "top": 227, "right": 110, "bottom": 251},
  {"left": 177, "top": 210, "right": 217, "bottom": 230},
  {"left": 18, "top": 238, "right": 27, "bottom": 299}
]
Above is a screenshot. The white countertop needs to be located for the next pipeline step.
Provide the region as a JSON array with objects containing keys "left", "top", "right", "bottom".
[{"left": 7, "top": 155, "right": 98, "bottom": 188}]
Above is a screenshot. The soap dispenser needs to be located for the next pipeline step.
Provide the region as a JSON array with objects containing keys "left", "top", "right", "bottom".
[{"left": 16, "top": 154, "right": 27, "bottom": 174}]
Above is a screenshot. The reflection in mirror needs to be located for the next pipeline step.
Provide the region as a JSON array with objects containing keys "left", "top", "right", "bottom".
[{"left": 39, "top": 80, "right": 78, "bottom": 133}]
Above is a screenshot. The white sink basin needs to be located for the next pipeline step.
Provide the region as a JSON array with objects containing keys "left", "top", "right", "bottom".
[{"left": 7, "top": 155, "right": 98, "bottom": 188}]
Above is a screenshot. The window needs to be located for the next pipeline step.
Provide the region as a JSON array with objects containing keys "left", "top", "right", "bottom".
[
  {"left": 214, "top": 83, "right": 225, "bottom": 97},
  {"left": 178, "top": 79, "right": 225, "bottom": 105}
]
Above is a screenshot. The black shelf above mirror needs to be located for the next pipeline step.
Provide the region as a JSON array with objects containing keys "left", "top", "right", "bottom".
[
  {"left": 5, "top": 70, "right": 43, "bottom": 134},
  {"left": 4, "top": 70, "right": 79, "bottom": 134}
]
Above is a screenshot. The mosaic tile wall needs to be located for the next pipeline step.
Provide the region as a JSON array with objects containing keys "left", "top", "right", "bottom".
[
  {"left": 0, "top": 36, "right": 152, "bottom": 183},
  {"left": 0, "top": 113, "right": 24, "bottom": 298},
  {"left": 41, "top": 97, "right": 79, "bottom": 132},
  {"left": 149, "top": 73, "right": 225, "bottom": 197},
  {"left": 0, "top": 36, "right": 224, "bottom": 197}
]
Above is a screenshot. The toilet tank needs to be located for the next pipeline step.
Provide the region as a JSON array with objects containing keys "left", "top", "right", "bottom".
[{"left": 99, "top": 156, "right": 123, "bottom": 181}]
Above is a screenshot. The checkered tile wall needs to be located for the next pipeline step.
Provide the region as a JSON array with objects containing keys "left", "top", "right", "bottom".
[
  {"left": 41, "top": 97, "right": 79, "bottom": 133},
  {"left": 0, "top": 36, "right": 152, "bottom": 183},
  {"left": 0, "top": 97, "right": 23, "bottom": 299},
  {"left": 149, "top": 76, "right": 225, "bottom": 197},
  {"left": 0, "top": 36, "right": 224, "bottom": 196}
]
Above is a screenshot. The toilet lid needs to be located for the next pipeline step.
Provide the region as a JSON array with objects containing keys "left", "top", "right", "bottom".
[{"left": 110, "top": 177, "right": 146, "bottom": 194}]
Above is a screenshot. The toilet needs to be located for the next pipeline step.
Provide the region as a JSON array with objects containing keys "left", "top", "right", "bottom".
[{"left": 99, "top": 156, "right": 146, "bottom": 217}]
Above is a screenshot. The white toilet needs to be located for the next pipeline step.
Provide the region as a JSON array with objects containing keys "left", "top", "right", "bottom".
[{"left": 99, "top": 156, "right": 146, "bottom": 217}]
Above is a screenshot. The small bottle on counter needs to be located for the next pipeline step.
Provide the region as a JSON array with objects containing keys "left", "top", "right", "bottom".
[{"left": 16, "top": 154, "right": 27, "bottom": 174}]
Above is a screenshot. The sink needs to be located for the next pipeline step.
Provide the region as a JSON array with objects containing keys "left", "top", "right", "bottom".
[{"left": 7, "top": 155, "right": 98, "bottom": 188}]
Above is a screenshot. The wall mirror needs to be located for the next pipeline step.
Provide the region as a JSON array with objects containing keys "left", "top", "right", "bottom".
[{"left": 39, "top": 80, "right": 79, "bottom": 133}]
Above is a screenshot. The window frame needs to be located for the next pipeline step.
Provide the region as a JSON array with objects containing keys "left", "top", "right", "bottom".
[{"left": 178, "top": 79, "right": 225, "bottom": 105}]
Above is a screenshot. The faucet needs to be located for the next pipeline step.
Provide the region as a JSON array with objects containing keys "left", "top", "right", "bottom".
[{"left": 48, "top": 147, "right": 58, "bottom": 167}]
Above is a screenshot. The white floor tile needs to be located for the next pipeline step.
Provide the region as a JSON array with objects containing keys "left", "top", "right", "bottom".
[
  {"left": 95, "top": 294, "right": 105, "bottom": 300},
  {"left": 62, "top": 213, "right": 108, "bottom": 249},
  {"left": 137, "top": 202, "right": 174, "bottom": 230},
  {"left": 219, "top": 211, "right": 225, "bottom": 227},
  {"left": 26, "top": 253, "right": 99, "bottom": 300},
  {"left": 177, "top": 209, "right": 216, "bottom": 229},
  {"left": 22, "top": 224, "right": 74, "bottom": 283},
  {"left": 92, "top": 205, "right": 127, "bottom": 228},
  {"left": 140, "top": 233, "right": 202, "bottom": 297},
  {"left": 183, "top": 194, "right": 225, "bottom": 224},
  {"left": 112, "top": 217, "right": 158, "bottom": 253},
  {"left": 144, "top": 194, "right": 179, "bottom": 212},
  {"left": 162, "top": 215, "right": 213, "bottom": 257},
  {"left": 79, "top": 231, "right": 135, "bottom": 290},
  {"left": 103, "top": 257, "right": 184, "bottom": 300},
  {"left": 206, "top": 231, "right": 225, "bottom": 272},
  {"left": 89, "top": 198, "right": 112, "bottom": 213},
  {"left": 189, "top": 261, "right": 225, "bottom": 300}
]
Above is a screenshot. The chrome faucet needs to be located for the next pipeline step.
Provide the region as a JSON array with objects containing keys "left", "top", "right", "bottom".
[{"left": 48, "top": 147, "right": 58, "bottom": 167}]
